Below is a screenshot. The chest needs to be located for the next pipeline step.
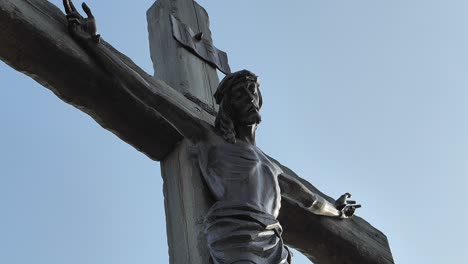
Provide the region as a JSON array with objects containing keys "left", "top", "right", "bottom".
[{"left": 204, "top": 141, "right": 281, "bottom": 179}]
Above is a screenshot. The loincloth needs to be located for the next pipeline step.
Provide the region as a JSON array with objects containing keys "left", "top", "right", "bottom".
[{"left": 204, "top": 201, "right": 292, "bottom": 264}]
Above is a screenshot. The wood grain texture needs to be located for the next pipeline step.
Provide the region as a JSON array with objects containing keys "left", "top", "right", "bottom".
[
  {"left": 147, "top": 0, "right": 217, "bottom": 263},
  {"left": 0, "top": 0, "right": 394, "bottom": 263},
  {"left": 160, "top": 140, "right": 214, "bottom": 264},
  {"left": 0, "top": 0, "right": 180, "bottom": 160},
  {"left": 147, "top": 0, "right": 219, "bottom": 111},
  {"left": 270, "top": 156, "right": 394, "bottom": 264}
]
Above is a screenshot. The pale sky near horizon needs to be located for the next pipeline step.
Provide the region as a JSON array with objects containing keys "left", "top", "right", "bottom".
[{"left": 1, "top": 1, "right": 467, "bottom": 263}]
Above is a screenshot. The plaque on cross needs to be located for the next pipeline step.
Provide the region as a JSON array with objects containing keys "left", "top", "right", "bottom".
[{"left": 0, "top": 0, "right": 394, "bottom": 263}]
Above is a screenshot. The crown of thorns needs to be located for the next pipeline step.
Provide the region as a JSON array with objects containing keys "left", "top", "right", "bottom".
[{"left": 214, "top": 70, "right": 260, "bottom": 105}]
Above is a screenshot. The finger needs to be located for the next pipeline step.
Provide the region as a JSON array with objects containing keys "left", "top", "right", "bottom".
[
  {"left": 345, "top": 204, "right": 361, "bottom": 210},
  {"left": 344, "top": 204, "right": 361, "bottom": 210},
  {"left": 82, "top": 3, "right": 94, "bottom": 18},
  {"left": 63, "top": 0, "right": 71, "bottom": 14},
  {"left": 345, "top": 207, "right": 356, "bottom": 217},
  {"left": 346, "top": 200, "right": 356, "bottom": 205},
  {"left": 339, "top": 193, "right": 351, "bottom": 201},
  {"left": 69, "top": 0, "right": 78, "bottom": 12}
]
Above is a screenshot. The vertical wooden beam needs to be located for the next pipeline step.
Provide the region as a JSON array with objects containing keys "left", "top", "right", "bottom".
[
  {"left": 158, "top": 140, "right": 214, "bottom": 264},
  {"left": 147, "top": 0, "right": 219, "bottom": 110},
  {"left": 147, "top": 0, "right": 218, "bottom": 263}
]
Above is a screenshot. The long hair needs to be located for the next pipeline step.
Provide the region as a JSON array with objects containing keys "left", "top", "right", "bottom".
[{"left": 214, "top": 70, "right": 262, "bottom": 144}]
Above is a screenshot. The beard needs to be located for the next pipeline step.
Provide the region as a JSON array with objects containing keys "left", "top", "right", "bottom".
[{"left": 237, "top": 111, "right": 262, "bottom": 125}]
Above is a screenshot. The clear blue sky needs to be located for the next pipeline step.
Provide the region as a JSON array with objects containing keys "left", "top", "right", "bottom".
[{"left": 1, "top": 0, "right": 467, "bottom": 263}]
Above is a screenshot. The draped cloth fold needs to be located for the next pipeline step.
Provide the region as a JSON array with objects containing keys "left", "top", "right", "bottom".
[{"left": 204, "top": 201, "right": 292, "bottom": 264}]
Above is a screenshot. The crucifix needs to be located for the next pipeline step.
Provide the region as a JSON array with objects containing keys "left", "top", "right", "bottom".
[{"left": 0, "top": 0, "right": 394, "bottom": 263}]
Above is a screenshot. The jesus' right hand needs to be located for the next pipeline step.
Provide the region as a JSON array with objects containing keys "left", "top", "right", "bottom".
[{"left": 63, "top": 0, "right": 100, "bottom": 44}]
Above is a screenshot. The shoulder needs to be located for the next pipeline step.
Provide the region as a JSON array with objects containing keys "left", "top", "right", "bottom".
[
  {"left": 258, "top": 148, "right": 284, "bottom": 175},
  {"left": 197, "top": 120, "right": 223, "bottom": 143},
  {"left": 192, "top": 121, "right": 228, "bottom": 155}
]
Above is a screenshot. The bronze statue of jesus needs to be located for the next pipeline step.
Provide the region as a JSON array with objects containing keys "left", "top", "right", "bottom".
[{"left": 62, "top": 1, "right": 361, "bottom": 263}]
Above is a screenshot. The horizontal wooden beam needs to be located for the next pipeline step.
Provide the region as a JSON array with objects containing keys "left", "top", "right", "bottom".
[
  {"left": 270, "top": 156, "right": 394, "bottom": 264},
  {"left": 0, "top": 1, "right": 394, "bottom": 263},
  {"left": 0, "top": 0, "right": 184, "bottom": 160}
]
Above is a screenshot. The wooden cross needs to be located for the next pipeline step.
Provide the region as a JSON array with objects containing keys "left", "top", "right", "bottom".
[{"left": 0, "top": 0, "right": 394, "bottom": 263}]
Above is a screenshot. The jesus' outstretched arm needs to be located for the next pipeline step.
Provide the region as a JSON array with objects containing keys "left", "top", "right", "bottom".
[
  {"left": 62, "top": 0, "right": 208, "bottom": 144},
  {"left": 278, "top": 172, "right": 361, "bottom": 218}
]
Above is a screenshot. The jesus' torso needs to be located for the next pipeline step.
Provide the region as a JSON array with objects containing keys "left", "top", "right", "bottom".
[{"left": 197, "top": 127, "right": 283, "bottom": 218}]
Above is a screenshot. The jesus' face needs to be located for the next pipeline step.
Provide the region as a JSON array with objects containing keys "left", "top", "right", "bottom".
[{"left": 230, "top": 80, "right": 262, "bottom": 126}]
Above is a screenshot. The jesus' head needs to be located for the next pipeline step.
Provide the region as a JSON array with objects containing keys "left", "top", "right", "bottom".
[{"left": 214, "top": 70, "right": 263, "bottom": 144}]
